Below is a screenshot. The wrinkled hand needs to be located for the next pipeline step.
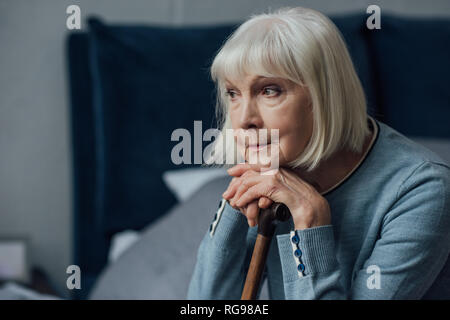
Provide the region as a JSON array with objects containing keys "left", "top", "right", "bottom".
[{"left": 222, "top": 164, "right": 331, "bottom": 230}]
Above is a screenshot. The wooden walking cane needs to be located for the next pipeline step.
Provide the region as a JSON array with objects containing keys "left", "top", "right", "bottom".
[{"left": 241, "top": 202, "right": 291, "bottom": 300}]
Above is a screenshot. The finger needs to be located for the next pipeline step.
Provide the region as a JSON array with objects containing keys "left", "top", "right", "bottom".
[
  {"left": 223, "top": 174, "right": 251, "bottom": 199},
  {"left": 258, "top": 197, "right": 273, "bottom": 209},
  {"left": 231, "top": 171, "right": 283, "bottom": 207},
  {"left": 228, "top": 195, "right": 241, "bottom": 210},
  {"left": 246, "top": 200, "right": 259, "bottom": 224},
  {"left": 222, "top": 177, "right": 240, "bottom": 199},
  {"left": 238, "top": 202, "right": 250, "bottom": 225},
  {"left": 227, "top": 163, "right": 262, "bottom": 177},
  {"left": 223, "top": 175, "right": 247, "bottom": 200},
  {"left": 234, "top": 180, "right": 285, "bottom": 208},
  {"left": 227, "top": 163, "right": 252, "bottom": 177},
  {"left": 230, "top": 174, "right": 264, "bottom": 206},
  {"left": 225, "top": 170, "right": 259, "bottom": 201},
  {"left": 246, "top": 201, "right": 259, "bottom": 227}
]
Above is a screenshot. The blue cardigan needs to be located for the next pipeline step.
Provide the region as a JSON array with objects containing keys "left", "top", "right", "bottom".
[{"left": 187, "top": 118, "right": 450, "bottom": 299}]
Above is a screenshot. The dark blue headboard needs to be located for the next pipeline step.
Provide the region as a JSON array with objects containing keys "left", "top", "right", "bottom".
[
  {"left": 66, "top": 14, "right": 450, "bottom": 299},
  {"left": 67, "top": 32, "right": 104, "bottom": 298},
  {"left": 66, "top": 19, "right": 237, "bottom": 298}
]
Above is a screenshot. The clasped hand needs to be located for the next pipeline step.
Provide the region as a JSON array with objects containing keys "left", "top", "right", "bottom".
[{"left": 222, "top": 164, "right": 331, "bottom": 230}]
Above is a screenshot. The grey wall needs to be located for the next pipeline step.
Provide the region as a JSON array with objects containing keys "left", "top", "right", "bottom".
[{"left": 1, "top": 0, "right": 449, "bottom": 298}]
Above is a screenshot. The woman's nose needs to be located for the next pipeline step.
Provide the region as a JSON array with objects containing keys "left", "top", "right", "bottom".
[{"left": 239, "top": 99, "right": 263, "bottom": 129}]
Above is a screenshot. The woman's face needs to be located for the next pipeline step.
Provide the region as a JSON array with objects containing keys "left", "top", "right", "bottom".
[{"left": 225, "top": 74, "right": 313, "bottom": 168}]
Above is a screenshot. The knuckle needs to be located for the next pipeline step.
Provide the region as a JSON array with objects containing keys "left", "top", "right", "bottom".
[
  {"left": 235, "top": 177, "right": 243, "bottom": 184},
  {"left": 246, "top": 185, "right": 256, "bottom": 196},
  {"left": 262, "top": 197, "right": 272, "bottom": 205},
  {"left": 236, "top": 184, "right": 246, "bottom": 194},
  {"left": 233, "top": 182, "right": 240, "bottom": 190}
]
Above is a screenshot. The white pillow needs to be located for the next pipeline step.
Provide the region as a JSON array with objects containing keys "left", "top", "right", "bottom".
[
  {"left": 162, "top": 167, "right": 229, "bottom": 202},
  {"left": 108, "top": 230, "right": 141, "bottom": 263},
  {"left": 107, "top": 168, "right": 229, "bottom": 265}
]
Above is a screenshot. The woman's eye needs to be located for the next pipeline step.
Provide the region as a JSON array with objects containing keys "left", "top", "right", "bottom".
[
  {"left": 225, "top": 89, "right": 237, "bottom": 99},
  {"left": 262, "top": 87, "right": 281, "bottom": 97}
]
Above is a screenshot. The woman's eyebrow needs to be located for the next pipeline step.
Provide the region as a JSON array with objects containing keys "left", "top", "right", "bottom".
[{"left": 225, "top": 76, "right": 283, "bottom": 88}]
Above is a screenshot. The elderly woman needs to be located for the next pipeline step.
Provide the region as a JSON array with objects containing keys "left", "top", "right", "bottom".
[{"left": 187, "top": 7, "right": 450, "bottom": 299}]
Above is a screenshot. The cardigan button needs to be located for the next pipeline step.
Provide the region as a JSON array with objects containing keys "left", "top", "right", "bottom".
[
  {"left": 291, "top": 235, "right": 299, "bottom": 244},
  {"left": 294, "top": 249, "right": 302, "bottom": 258},
  {"left": 297, "top": 263, "right": 305, "bottom": 273}
]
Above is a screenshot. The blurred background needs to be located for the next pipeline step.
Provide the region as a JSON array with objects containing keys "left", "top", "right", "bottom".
[{"left": 0, "top": 0, "right": 449, "bottom": 299}]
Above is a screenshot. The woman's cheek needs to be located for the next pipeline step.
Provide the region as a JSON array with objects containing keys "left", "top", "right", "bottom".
[{"left": 278, "top": 136, "right": 301, "bottom": 164}]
